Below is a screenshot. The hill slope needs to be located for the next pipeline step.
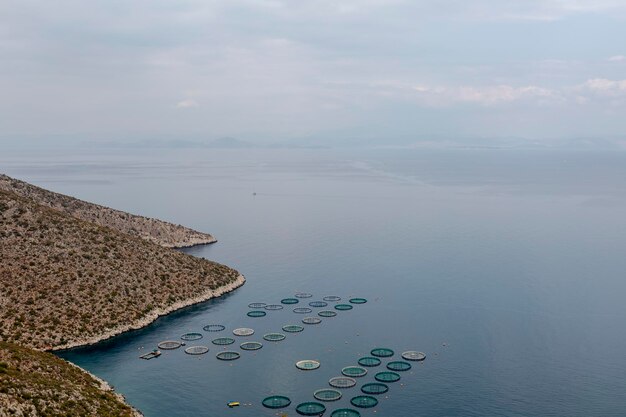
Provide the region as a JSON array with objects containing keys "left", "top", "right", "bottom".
[
  {"left": 0, "top": 174, "right": 216, "bottom": 248},
  {"left": 0, "top": 188, "right": 243, "bottom": 350},
  {"left": 0, "top": 341, "right": 141, "bottom": 417}
]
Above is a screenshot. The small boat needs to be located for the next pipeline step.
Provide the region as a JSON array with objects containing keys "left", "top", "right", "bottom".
[
  {"left": 227, "top": 401, "right": 240, "bottom": 408},
  {"left": 139, "top": 349, "right": 161, "bottom": 360}
]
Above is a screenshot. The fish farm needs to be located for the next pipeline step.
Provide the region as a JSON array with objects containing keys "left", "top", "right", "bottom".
[
  {"left": 263, "top": 332, "right": 286, "bottom": 341},
  {"left": 184, "top": 345, "right": 209, "bottom": 355},
  {"left": 232, "top": 328, "right": 254, "bottom": 336},
  {"left": 296, "top": 360, "right": 321, "bottom": 370},
  {"left": 357, "top": 357, "right": 381, "bottom": 367},
  {"left": 216, "top": 351, "right": 240, "bottom": 361},
  {"left": 262, "top": 395, "right": 291, "bottom": 409},
  {"left": 313, "top": 389, "right": 342, "bottom": 402},
  {"left": 295, "top": 402, "right": 326, "bottom": 416},
  {"left": 240, "top": 341, "right": 263, "bottom": 351},
  {"left": 180, "top": 332, "right": 203, "bottom": 341},
  {"left": 202, "top": 324, "right": 225, "bottom": 332},
  {"left": 282, "top": 324, "right": 304, "bottom": 333}
]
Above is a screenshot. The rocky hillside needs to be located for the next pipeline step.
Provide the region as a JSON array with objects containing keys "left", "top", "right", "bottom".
[
  {"left": 0, "top": 341, "right": 141, "bottom": 417},
  {"left": 0, "top": 174, "right": 216, "bottom": 248},
  {"left": 0, "top": 188, "right": 243, "bottom": 350}
]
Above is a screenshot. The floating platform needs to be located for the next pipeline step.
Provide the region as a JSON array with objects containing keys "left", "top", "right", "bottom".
[
  {"left": 262, "top": 395, "right": 291, "bottom": 409},
  {"left": 140, "top": 350, "right": 161, "bottom": 360},
  {"left": 402, "top": 351, "right": 426, "bottom": 361}
]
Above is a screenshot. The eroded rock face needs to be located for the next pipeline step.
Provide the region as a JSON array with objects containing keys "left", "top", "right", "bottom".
[
  {"left": 0, "top": 174, "right": 216, "bottom": 248},
  {"left": 0, "top": 341, "right": 143, "bottom": 417},
  {"left": 0, "top": 188, "right": 242, "bottom": 350}
]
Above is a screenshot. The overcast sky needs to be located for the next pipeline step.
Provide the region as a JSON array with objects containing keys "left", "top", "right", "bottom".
[{"left": 1, "top": 0, "right": 625, "bottom": 146}]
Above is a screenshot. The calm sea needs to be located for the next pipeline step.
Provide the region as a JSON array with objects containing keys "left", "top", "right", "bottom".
[{"left": 3, "top": 148, "right": 626, "bottom": 416}]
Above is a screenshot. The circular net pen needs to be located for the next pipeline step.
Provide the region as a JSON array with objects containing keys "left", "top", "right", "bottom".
[
  {"left": 283, "top": 324, "right": 304, "bottom": 333},
  {"left": 263, "top": 333, "right": 286, "bottom": 342},
  {"left": 216, "top": 351, "right": 240, "bottom": 361},
  {"left": 361, "top": 383, "right": 389, "bottom": 395},
  {"left": 302, "top": 317, "right": 322, "bottom": 325},
  {"left": 296, "top": 360, "right": 321, "bottom": 371},
  {"left": 341, "top": 366, "right": 367, "bottom": 378},
  {"left": 329, "top": 377, "right": 357, "bottom": 389},
  {"left": 262, "top": 395, "right": 291, "bottom": 409},
  {"left": 313, "top": 389, "right": 342, "bottom": 402},
  {"left": 240, "top": 341, "right": 263, "bottom": 351},
  {"left": 157, "top": 341, "right": 182, "bottom": 350},
  {"left": 358, "top": 357, "right": 381, "bottom": 367},
  {"left": 281, "top": 298, "right": 299, "bottom": 305},
  {"left": 309, "top": 301, "right": 328, "bottom": 308},
  {"left": 248, "top": 302, "right": 267, "bottom": 309},
  {"left": 265, "top": 304, "right": 284, "bottom": 311},
  {"left": 233, "top": 328, "right": 255, "bottom": 336},
  {"left": 293, "top": 307, "right": 313, "bottom": 314},
  {"left": 212, "top": 337, "right": 235, "bottom": 346},
  {"left": 402, "top": 351, "right": 426, "bottom": 361},
  {"left": 334, "top": 304, "right": 353, "bottom": 311},
  {"left": 323, "top": 296, "right": 341, "bottom": 302},
  {"left": 295, "top": 292, "right": 313, "bottom": 299},
  {"left": 296, "top": 402, "right": 326, "bottom": 416},
  {"left": 184, "top": 345, "right": 209, "bottom": 355},
  {"left": 350, "top": 395, "right": 378, "bottom": 409},
  {"left": 180, "top": 332, "right": 203, "bottom": 341},
  {"left": 247, "top": 310, "right": 267, "bottom": 318},
  {"left": 203, "top": 324, "right": 225, "bottom": 332},
  {"left": 387, "top": 361, "right": 412, "bottom": 372},
  {"left": 318, "top": 310, "right": 337, "bottom": 317},
  {"left": 349, "top": 298, "right": 367, "bottom": 304},
  {"left": 375, "top": 371, "right": 401, "bottom": 383},
  {"left": 370, "top": 348, "right": 394, "bottom": 358},
  {"left": 331, "top": 409, "right": 361, "bottom": 417}
]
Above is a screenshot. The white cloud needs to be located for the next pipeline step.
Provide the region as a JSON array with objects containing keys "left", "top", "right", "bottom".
[
  {"left": 608, "top": 55, "right": 626, "bottom": 62},
  {"left": 580, "top": 78, "right": 626, "bottom": 95},
  {"left": 176, "top": 99, "right": 198, "bottom": 108}
]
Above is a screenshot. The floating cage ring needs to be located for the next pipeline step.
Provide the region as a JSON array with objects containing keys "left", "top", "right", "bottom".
[
  {"left": 282, "top": 324, "right": 305, "bottom": 333},
  {"left": 264, "top": 304, "right": 284, "bottom": 311},
  {"left": 360, "top": 382, "right": 389, "bottom": 395},
  {"left": 370, "top": 347, "right": 394, "bottom": 358},
  {"left": 318, "top": 310, "right": 337, "bottom": 317},
  {"left": 349, "top": 298, "right": 367, "bottom": 304},
  {"left": 216, "top": 350, "right": 240, "bottom": 361},
  {"left": 240, "top": 341, "right": 263, "bottom": 351},
  {"left": 313, "top": 389, "right": 342, "bottom": 402},
  {"left": 295, "top": 402, "right": 326, "bottom": 416},
  {"left": 202, "top": 324, "right": 225, "bottom": 332},
  {"left": 328, "top": 376, "right": 357, "bottom": 389},
  {"left": 350, "top": 395, "right": 378, "bottom": 409},
  {"left": 357, "top": 357, "right": 381, "bottom": 367},
  {"left": 295, "top": 292, "right": 313, "bottom": 299},
  {"left": 330, "top": 409, "right": 361, "bottom": 417},
  {"left": 281, "top": 298, "right": 299, "bottom": 304},
  {"left": 374, "top": 371, "right": 401, "bottom": 383},
  {"left": 180, "top": 332, "right": 203, "bottom": 341},
  {"left": 341, "top": 366, "right": 368, "bottom": 378},
  {"left": 302, "top": 317, "right": 322, "bottom": 325},
  {"left": 184, "top": 345, "right": 209, "bottom": 355},
  {"left": 212, "top": 337, "right": 235, "bottom": 346},
  {"left": 334, "top": 304, "right": 353, "bottom": 311},
  {"left": 248, "top": 302, "right": 267, "bottom": 309},
  {"left": 263, "top": 332, "right": 286, "bottom": 342},
  {"left": 293, "top": 307, "right": 313, "bottom": 314},
  {"left": 296, "top": 360, "right": 321, "bottom": 371},
  {"left": 262, "top": 395, "right": 291, "bottom": 409},
  {"left": 387, "top": 361, "right": 412, "bottom": 372},
  {"left": 247, "top": 310, "right": 267, "bottom": 318},
  {"left": 157, "top": 340, "right": 182, "bottom": 350},
  {"left": 323, "top": 295, "right": 342, "bottom": 302},
  {"left": 402, "top": 351, "right": 426, "bottom": 361},
  {"left": 309, "top": 301, "right": 328, "bottom": 308},
  {"left": 233, "top": 328, "right": 255, "bottom": 336}
]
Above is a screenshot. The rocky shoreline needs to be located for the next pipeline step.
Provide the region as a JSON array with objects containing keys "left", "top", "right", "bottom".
[{"left": 51, "top": 274, "right": 245, "bottom": 352}]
